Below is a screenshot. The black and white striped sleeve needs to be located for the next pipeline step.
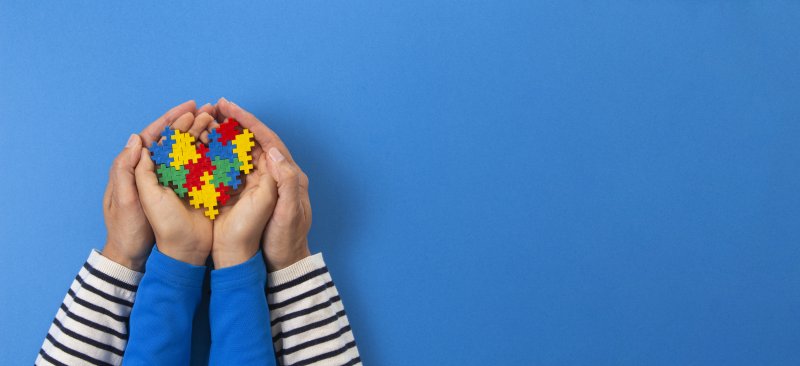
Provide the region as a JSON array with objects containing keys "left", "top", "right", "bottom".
[
  {"left": 267, "top": 253, "right": 361, "bottom": 366},
  {"left": 36, "top": 250, "right": 142, "bottom": 366}
]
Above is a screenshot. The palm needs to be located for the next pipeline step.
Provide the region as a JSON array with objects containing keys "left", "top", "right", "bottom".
[
  {"left": 213, "top": 154, "right": 276, "bottom": 249},
  {"left": 148, "top": 185, "right": 212, "bottom": 249}
]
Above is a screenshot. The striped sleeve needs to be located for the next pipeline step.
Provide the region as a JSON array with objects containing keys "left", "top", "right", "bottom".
[
  {"left": 267, "top": 253, "right": 361, "bottom": 366},
  {"left": 36, "top": 250, "right": 143, "bottom": 366}
]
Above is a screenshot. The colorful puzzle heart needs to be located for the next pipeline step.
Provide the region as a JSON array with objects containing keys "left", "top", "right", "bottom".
[{"left": 149, "top": 118, "right": 255, "bottom": 220}]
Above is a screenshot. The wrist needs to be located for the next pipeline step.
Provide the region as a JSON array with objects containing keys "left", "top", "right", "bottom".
[
  {"left": 157, "top": 243, "right": 210, "bottom": 266},
  {"left": 266, "top": 241, "right": 311, "bottom": 272},
  {"left": 212, "top": 244, "right": 260, "bottom": 269},
  {"left": 102, "top": 241, "right": 147, "bottom": 272}
]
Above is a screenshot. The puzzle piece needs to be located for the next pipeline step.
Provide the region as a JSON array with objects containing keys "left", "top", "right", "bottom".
[
  {"left": 156, "top": 164, "right": 189, "bottom": 197},
  {"left": 149, "top": 118, "right": 254, "bottom": 220},
  {"left": 216, "top": 184, "right": 231, "bottom": 206},
  {"left": 188, "top": 172, "right": 221, "bottom": 219},
  {"left": 170, "top": 131, "right": 201, "bottom": 169},
  {"left": 232, "top": 129, "right": 255, "bottom": 174},
  {"left": 217, "top": 118, "right": 240, "bottom": 144},
  {"left": 227, "top": 167, "right": 243, "bottom": 190},
  {"left": 211, "top": 156, "right": 242, "bottom": 187}
]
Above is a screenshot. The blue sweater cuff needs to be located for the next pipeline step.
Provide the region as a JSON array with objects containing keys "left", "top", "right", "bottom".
[
  {"left": 211, "top": 251, "right": 266, "bottom": 291},
  {"left": 147, "top": 246, "right": 207, "bottom": 288}
]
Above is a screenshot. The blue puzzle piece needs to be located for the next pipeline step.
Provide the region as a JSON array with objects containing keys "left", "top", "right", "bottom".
[
  {"left": 227, "top": 167, "right": 242, "bottom": 190},
  {"left": 208, "top": 129, "right": 221, "bottom": 144},
  {"left": 206, "top": 130, "right": 232, "bottom": 161},
  {"left": 150, "top": 142, "right": 173, "bottom": 166},
  {"left": 150, "top": 127, "right": 177, "bottom": 165},
  {"left": 161, "top": 126, "right": 176, "bottom": 148}
]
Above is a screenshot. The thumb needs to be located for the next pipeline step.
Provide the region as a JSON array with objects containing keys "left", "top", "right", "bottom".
[
  {"left": 110, "top": 134, "right": 143, "bottom": 206},
  {"left": 255, "top": 153, "right": 278, "bottom": 211},
  {"left": 134, "top": 146, "right": 161, "bottom": 200},
  {"left": 266, "top": 147, "right": 303, "bottom": 222}
]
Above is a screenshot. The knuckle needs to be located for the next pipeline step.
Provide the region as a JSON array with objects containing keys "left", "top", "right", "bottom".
[
  {"left": 282, "top": 167, "right": 299, "bottom": 182},
  {"left": 299, "top": 172, "right": 309, "bottom": 190},
  {"left": 112, "top": 155, "right": 128, "bottom": 171},
  {"left": 114, "top": 193, "right": 138, "bottom": 208}
]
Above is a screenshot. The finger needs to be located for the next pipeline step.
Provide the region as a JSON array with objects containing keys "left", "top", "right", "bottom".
[
  {"left": 103, "top": 178, "right": 112, "bottom": 211},
  {"left": 197, "top": 104, "right": 216, "bottom": 143},
  {"left": 189, "top": 112, "right": 214, "bottom": 139},
  {"left": 209, "top": 120, "right": 221, "bottom": 130},
  {"left": 251, "top": 144, "right": 263, "bottom": 163},
  {"left": 210, "top": 104, "right": 224, "bottom": 125},
  {"left": 266, "top": 147, "right": 303, "bottom": 221},
  {"left": 215, "top": 97, "right": 295, "bottom": 163},
  {"left": 197, "top": 103, "right": 215, "bottom": 118},
  {"left": 203, "top": 120, "right": 221, "bottom": 144},
  {"left": 140, "top": 100, "right": 196, "bottom": 147},
  {"left": 134, "top": 147, "right": 162, "bottom": 200},
  {"left": 110, "top": 134, "right": 144, "bottom": 207},
  {"left": 171, "top": 112, "right": 195, "bottom": 133},
  {"left": 256, "top": 154, "right": 278, "bottom": 207}
]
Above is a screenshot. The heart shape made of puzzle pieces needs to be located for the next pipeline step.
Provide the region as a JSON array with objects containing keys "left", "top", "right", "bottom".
[{"left": 148, "top": 118, "right": 255, "bottom": 220}]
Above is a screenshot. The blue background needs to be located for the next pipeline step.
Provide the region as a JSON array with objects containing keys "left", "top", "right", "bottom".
[{"left": 1, "top": 1, "right": 799, "bottom": 365}]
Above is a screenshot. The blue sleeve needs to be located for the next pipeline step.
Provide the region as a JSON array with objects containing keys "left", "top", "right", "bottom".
[
  {"left": 209, "top": 251, "right": 276, "bottom": 366},
  {"left": 123, "top": 247, "right": 206, "bottom": 366}
]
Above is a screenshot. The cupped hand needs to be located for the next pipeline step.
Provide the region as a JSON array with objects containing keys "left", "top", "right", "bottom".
[
  {"left": 102, "top": 100, "right": 196, "bottom": 271},
  {"left": 211, "top": 153, "right": 278, "bottom": 269},
  {"left": 215, "top": 98, "right": 312, "bottom": 271},
  {"left": 133, "top": 111, "right": 214, "bottom": 265}
]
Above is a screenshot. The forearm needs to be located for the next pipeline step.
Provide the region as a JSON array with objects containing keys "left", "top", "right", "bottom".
[
  {"left": 37, "top": 250, "right": 142, "bottom": 366},
  {"left": 209, "top": 251, "right": 276, "bottom": 365},
  {"left": 267, "top": 253, "right": 360, "bottom": 366},
  {"left": 123, "top": 247, "right": 206, "bottom": 366}
]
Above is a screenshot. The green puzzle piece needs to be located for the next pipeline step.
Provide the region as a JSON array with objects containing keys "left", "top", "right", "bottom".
[
  {"left": 157, "top": 164, "right": 189, "bottom": 197},
  {"left": 211, "top": 157, "right": 242, "bottom": 187}
]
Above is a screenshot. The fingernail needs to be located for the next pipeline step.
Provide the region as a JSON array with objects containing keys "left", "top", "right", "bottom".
[
  {"left": 126, "top": 134, "right": 137, "bottom": 148},
  {"left": 268, "top": 147, "right": 285, "bottom": 162}
]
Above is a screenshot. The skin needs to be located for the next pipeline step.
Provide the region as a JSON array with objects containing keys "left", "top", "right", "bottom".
[
  {"left": 211, "top": 153, "right": 278, "bottom": 268},
  {"left": 214, "top": 98, "right": 312, "bottom": 271},
  {"left": 103, "top": 99, "right": 311, "bottom": 272},
  {"left": 102, "top": 100, "right": 197, "bottom": 271},
  {"left": 133, "top": 112, "right": 214, "bottom": 266}
]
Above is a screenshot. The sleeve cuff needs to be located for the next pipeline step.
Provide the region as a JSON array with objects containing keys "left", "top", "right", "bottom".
[
  {"left": 267, "top": 252, "right": 326, "bottom": 288},
  {"left": 90, "top": 249, "right": 144, "bottom": 286},
  {"left": 146, "top": 246, "right": 207, "bottom": 288},
  {"left": 211, "top": 251, "right": 266, "bottom": 291}
]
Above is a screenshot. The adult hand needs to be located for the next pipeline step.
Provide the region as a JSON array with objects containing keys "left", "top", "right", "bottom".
[
  {"left": 133, "top": 112, "right": 214, "bottom": 266},
  {"left": 102, "top": 100, "right": 197, "bottom": 271},
  {"left": 215, "top": 98, "right": 312, "bottom": 271}
]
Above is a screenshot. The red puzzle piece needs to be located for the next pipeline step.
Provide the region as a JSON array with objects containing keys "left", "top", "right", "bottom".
[
  {"left": 216, "top": 184, "right": 231, "bottom": 206},
  {"left": 217, "top": 118, "right": 240, "bottom": 144}
]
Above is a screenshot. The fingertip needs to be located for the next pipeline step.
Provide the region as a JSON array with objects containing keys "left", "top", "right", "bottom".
[
  {"left": 128, "top": 136, "right": 144, "bottom": 165},
  {"left": 125, "top": 133, "right": 140, "bottom": 148},
  {"left": 138, "top": 147, "right": 153, "bottom": 168}
]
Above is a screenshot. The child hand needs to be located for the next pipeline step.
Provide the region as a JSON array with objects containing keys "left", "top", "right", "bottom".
[
  {"left": 216, "top": 99, "right": 312, "bottom": 271},
  {"left": 211, "top": 153, "right": 278, "bottom": 269},
  {"left": 133, "top": 112, "right": 214, "bottom": 265}
]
